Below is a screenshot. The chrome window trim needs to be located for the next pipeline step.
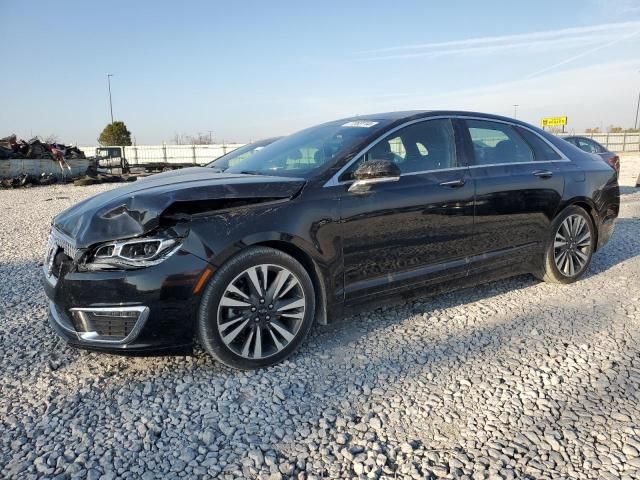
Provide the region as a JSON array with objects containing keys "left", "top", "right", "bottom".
[
  {"left": 467, "top": 160, "right": 570, "bottom": 169},
  {"left": 323, "top": 114, "right": 571, "bottom": 188}
]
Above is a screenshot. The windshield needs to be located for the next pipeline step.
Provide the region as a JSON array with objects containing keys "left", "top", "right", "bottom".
[
  {"left": 224, "top": 119, "right": 391, "bottom": 178},
  {"left": 207, "top": 138, "right": 279, "bottom": 170}
]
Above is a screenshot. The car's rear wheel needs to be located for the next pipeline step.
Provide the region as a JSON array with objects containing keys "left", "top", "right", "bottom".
[
  {"left": 197, "top": 246, "right": 315, "bottom": 369},
  {"left": 535, "top": 205, "right": 595, "bottom": 284}
]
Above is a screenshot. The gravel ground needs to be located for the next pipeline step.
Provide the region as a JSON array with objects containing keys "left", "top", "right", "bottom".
[{"left": 1, "top": 173, "right": 640, "bottom": 480}]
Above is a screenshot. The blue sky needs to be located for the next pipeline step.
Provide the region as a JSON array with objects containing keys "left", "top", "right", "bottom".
[{"left": 1, "top": 0, "right": 639, "bottom": 145}]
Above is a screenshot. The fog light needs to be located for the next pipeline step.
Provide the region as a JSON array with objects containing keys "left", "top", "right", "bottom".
[{"left": 69, "top": 306, "right": 149, "bottom": 343}]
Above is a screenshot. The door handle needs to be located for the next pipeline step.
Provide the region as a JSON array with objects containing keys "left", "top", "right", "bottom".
[
  {"left": 533, "top": 170, "right": 553, "bottom": 179},
  {"left": 439, "top": 179, "right": 466, "bottom": 188}
]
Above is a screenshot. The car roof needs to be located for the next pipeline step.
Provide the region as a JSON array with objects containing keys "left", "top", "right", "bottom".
[{"left": 338, "top": 110, "right": 533, "bottom": 125}]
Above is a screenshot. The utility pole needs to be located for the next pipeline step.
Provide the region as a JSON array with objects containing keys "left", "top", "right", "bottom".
[
  {"left": 635, "top": 72, "right": 640, "bottom": 129},
  {"left": 207, "top": 130, "right": 214, "bottom": 144},
  {"left": 513, "top": 104, "right": 519, "bottom": 119},
  {"left": 107, "top": 74, "right": 114, "bottom": 124}
]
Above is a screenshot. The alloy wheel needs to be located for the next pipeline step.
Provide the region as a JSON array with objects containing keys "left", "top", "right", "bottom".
[
  {"left": 553, "top": 214, "right": 592, "bottom": 277},
  {"left": 216, "top": 264, "right": 306, "bottom": 360}
]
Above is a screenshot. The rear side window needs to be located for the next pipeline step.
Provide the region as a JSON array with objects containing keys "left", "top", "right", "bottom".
[
  {"left": 516, "top": 127, "right": 561, "bottom": 161},
  {"left": 465, "top": 120, "right": 533, "bottom": 165}
]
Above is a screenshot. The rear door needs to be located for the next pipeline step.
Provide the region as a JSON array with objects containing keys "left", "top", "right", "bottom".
[{"left": 460, "top": 118, "right": 565, "bottom": 273}]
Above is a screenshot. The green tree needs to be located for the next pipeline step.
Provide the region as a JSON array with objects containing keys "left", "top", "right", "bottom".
[{"left": 98, "top": 121, "right": 132, "bottom": 146}]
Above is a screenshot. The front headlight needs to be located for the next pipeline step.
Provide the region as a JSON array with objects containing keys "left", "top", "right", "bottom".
[{"left": 85, "top": 234, "right": 183, "bottom": 270}]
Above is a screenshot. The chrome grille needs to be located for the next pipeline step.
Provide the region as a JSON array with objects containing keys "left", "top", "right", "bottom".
[
  {"left": 44, "top": 228, "right": 79, "bottom": 277},
  {"left": 45, "top": 228, "right": 79, "bottom": 261}
]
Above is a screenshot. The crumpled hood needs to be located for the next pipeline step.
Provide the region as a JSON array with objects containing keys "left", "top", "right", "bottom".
[{"left": 53, "top": 167, "right": 305, "bottom": 248}]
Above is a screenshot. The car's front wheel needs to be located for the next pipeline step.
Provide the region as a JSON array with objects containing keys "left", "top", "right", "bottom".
[
  {"left": 197, "top": 246, "right": 316, "bottom": 369},
  {"left": 535, "top": 205, "right": 595, "bottom": 284}
]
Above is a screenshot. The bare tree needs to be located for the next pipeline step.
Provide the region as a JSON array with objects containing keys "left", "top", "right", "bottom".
[
  {"left": 187, "top": 132, "right": 214, "bottom": 145},
  {"left": 171, "top": 132, "right": 214, "bottom": 145}
]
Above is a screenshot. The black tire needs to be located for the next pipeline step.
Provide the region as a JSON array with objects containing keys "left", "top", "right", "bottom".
[
  {"left": 197, "top": 246, "right": 316, "bottom": 369},
  {"left": 535, "top": 205, "right": 595, "bottom": 284}
]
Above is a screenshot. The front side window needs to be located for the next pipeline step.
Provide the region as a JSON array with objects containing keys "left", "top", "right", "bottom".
[
  {"left": 466, "top": 120, "right": 534, "bottom": 165},
  {"left": 341, "top": 118, "right": 456, "bottom": 180}
]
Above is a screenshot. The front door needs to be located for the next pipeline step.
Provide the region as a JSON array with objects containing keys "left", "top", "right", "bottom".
[{"left": 335, "top": 118, "right": 475, "bottom": 303}]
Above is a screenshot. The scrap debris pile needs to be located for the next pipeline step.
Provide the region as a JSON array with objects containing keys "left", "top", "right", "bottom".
[
  {"left": 0, "top": 134, "right": 85, "bottom": 160},
  {"left": 0, "top": 134, "right": 134, "bottom": 188}
]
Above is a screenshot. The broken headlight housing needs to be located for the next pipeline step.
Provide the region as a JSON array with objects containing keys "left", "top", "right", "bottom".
[{"left": 85, "top": 234, "right": 183, "bottom": 270}]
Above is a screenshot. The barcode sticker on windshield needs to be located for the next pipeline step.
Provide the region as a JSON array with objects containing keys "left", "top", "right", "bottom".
[{"left": 341, "top": 120, "right": 379, "bottom": 128}]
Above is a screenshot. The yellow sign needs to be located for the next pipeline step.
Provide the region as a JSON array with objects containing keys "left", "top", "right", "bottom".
[{"left": 541, "top": 116, "right": 568, "bottom": 127}]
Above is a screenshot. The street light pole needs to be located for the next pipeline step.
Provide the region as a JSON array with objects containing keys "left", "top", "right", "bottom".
[
  {"left": 513, "top": 104, "right": 519, "bottom": 119},
  {"left": 635, "top": 89, "right": 640, "bottom": 130},
  {"left": 107, "top": 74, "right": 114, "bottom": 124}
]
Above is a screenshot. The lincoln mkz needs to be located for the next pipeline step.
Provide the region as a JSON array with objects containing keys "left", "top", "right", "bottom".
[{"left": 43, "top": 111, "right": 619, "bottom": 368}]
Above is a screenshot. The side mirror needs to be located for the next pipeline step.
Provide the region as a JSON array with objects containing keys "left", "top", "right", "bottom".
[{"left": 348, "top": 159, "right": 401, "bottom": 193}]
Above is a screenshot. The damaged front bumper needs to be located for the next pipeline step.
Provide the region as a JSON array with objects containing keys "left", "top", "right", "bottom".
[{"left": 43, "top": 245, "right": 211, "bottom": 353}]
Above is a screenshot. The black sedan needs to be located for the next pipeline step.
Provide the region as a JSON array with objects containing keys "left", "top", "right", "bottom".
[
  {"left": 43, "top": 111, "right": 619, "bottom": 369},
  {"left": 563, "top": 135, "right": 620, "bottom": 174}
]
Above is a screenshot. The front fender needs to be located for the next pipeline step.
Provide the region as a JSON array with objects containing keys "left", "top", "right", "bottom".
[{"left": 183, "top": 194, "right": 344, "bottom": 322}]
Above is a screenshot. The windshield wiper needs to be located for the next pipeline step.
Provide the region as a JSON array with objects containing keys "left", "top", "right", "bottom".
[{"left": 239, "top": 170, "right": 263, "bottom": 175}]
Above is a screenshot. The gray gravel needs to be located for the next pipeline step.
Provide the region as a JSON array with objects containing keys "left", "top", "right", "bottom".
[{"left": 1, "top": 181, "right": 640, "bottom": 480}]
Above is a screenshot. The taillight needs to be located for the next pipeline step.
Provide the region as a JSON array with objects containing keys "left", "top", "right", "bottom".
[{"left": 607, "top": 155, "right": 620, "bottom": 174}]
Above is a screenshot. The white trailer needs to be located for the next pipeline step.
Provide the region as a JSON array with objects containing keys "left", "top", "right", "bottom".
[{"left": 79, "top": 143, "right": 245, "bottom": 173}]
